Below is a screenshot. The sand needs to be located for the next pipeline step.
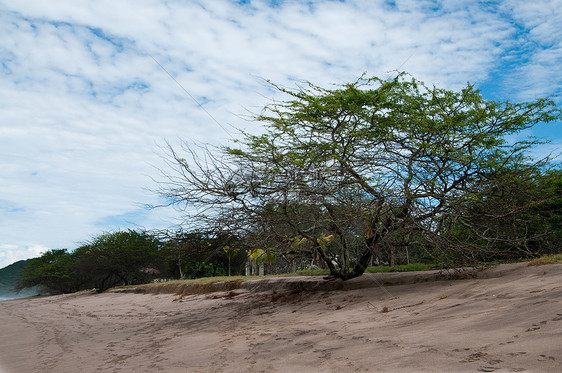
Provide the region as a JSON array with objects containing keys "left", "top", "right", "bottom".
[{"left": 0, "top": 262, "right": 560, "bottom": 373}]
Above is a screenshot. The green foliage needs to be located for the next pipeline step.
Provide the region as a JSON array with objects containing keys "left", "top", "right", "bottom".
[
  {"left": 232, "top": 74, "right": 560, "bottom": 277},
  {"left": 74, "top": 230, "right": 164, "bottom": 292},
  {"left": 264, "top": 250, "right": 276, "bottom": 266},
  {"left": 154, "top": 73, "right": 561, "bottom": 280},
  {"left": 316, "top": 234, "right": 334, "bottom": 252},
  {"left": 223, "top": 245, "right": 240, "bottom": 276},
  {"left": 291, "top": 263, "right": 434, "bottom": 276},
  {"left": 439, "top": 167, "right": 562, "bottom": 264},
  {"left": 365, "top": 263, "right": 435, "bottom": 273},
  {"left": 162, "top": 231, "right": 237, "bottom": 279},
  {"left": 0, "top": 260, "right": 30, "bottom": 288},
  {"left": 529, "top": 254, "right": 562, "bottom": 265},
  {"left": 16, "top": 230, "right": 166, "bottom": 294},
  {"left": 16, "top": 249, "right": 79, "bottom": 294},
  {"left": 294, "top": 268, "right": 330, "bottom": 276},
  {"left": 0, "top": 259, "right": 37, "bottom": 298},
  {"left": 223, "top": 245, "right": 240, "bottom": 258},
  {"left": 248, "top": 248, "right": 265, "bottom": 264}
]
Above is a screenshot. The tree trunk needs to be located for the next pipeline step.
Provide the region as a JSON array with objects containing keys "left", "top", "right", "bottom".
[
  {"left": 314, "top": 245, "right": 338, "bottom": 277},
  {"left": 178, "top": 258, "right": 184, "bottom": 280},
  {"left": 406, "top": 247, "right": 410, "bottom": 265},
  {"left": 351, "top": 247, "right": 373, "bottom": 278},
  {"left": 342, "top": 247, "right": 349, "bottom": 275}
]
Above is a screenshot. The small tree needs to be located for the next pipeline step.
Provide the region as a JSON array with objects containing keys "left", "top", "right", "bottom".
[
  {"left": 247, "top": 249, "right": 265, "bottom": 276},
  {"left": 264, "top": 249, "right": 277, "bottom": 274},
  {"left": 223, "top": 245, "right": 240, "bottom": 276}
]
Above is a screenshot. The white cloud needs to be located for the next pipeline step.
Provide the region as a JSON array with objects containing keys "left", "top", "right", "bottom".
[
  {"left": 0, "top": 0, "right": 560, "bottom": 267},
  {"left": 0, "top": 244, "right": 47, "bottom": 269},
  {"left": 488, "top": 0, "right": 562, "bottom": 101}
]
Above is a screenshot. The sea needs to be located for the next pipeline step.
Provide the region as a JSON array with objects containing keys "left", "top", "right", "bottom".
[
  {"left": 0, "top": 295, "right": 19, "bottom": 301},
  {"left": 0, "top": 291, "right": 39, "bottom": 301}
]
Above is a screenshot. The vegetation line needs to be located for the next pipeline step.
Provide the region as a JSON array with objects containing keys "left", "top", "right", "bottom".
[{"left": 11, "top": 72, "right": 561, "bottom": 297}]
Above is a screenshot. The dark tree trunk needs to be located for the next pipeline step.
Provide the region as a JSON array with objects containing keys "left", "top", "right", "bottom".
[{"left": 351, "top": 248, "right": 373, "bottom": 278}]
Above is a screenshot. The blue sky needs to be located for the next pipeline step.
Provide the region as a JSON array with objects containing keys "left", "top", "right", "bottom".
[{"left": 0, "top": 0, "right": 560, "bottom": 269}]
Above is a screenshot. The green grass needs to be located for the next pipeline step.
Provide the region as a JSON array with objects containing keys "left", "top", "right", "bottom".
[
  {"left": 138, "top": 276, "right": 248, "bottom": 287},
  {"left": 107, "top": 256, "right": 561, "bottom": 297},
  {"left": 121, "top": 263, "right": 437, "bottom": 295},
  {"left": 118, "top": 274, "right": 277, "bottom": 290},
  {"left": 293, "top": 269, "right": 330, "bottom": 276},
  {"left": 528, "top": 254, "right": 562, "bottom": 266},
  {"left": 289, "top": 263, "right": 435, "bottom": 277},
  {"left": 125, "top": 273, "right": 311, "bottom": 294},
  {"left": 365, "top": 263, "right": 435, "bottom": 273}
]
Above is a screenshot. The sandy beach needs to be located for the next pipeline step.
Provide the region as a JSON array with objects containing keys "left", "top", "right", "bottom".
[{"left": 0, "top": 262, "right": 560, "bottom": 373}]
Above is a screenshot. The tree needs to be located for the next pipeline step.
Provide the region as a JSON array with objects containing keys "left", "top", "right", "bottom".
[
  {"left": 264, "top": 249, "right": 277, "bottom": 274},
  {"left": 246, "top": 249, "right": 262, "bottom": 275},
  {"left": 73, "top": 230, "right": 164, "bottom": 292},
  {"left": 16, "top": 249, "right": 82, "bottom": 294},
  {"left": 16, "top": 231, "right": 167, "bottom": 294},
  {"left": 157, "top": 73, "right": 561, "bottom": 280},
  {"left": 223, "top": 245, "right": 240, "bottom": 276},
  {"left": 441, "top": 167, "right": 562, "bottom": 262},
  {"left": 159, "top": 230, "right": 236, "bottom": 279}
]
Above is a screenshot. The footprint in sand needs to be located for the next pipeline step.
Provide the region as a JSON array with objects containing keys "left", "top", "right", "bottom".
[
  {"left": 507, "top": 352, "right": 527, "bottom": 357},
  {"left": 537, "top": 354, "right": 556, "bottom": 362},
  {"left": 461, "top": 351, "right": 487, "bottom": 363},
  {"left": 552, "top": 313, "right": 562, "bottom": 321},
  {"left": 477, "top": 367, "right": 498, "bottom": 372},
  {"left": 526, "top": 320, "right": 548, "bottom": 332}
]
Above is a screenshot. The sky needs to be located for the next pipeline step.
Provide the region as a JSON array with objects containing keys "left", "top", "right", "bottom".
[{"left": 0, "top": 0, "right": 561, "bottom": 269}]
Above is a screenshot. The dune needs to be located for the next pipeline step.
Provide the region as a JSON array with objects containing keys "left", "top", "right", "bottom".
[{"left": 0, "top": 262, "right": 560, "bottom": 372}]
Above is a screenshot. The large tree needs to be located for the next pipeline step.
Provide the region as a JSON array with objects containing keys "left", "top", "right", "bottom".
[
  {"left": 16, "top": 249, "right": 83, "bottom": 294},
  {"left": 73, "top": 230, "right": 164, "bottom": 292},
  {"left": 158, "top": 73, "right": 560, "bottom": 279}
]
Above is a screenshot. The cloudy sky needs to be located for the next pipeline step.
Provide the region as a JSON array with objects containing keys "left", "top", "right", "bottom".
[{"left": 1, "top": 0, "right": 561, "bottom": 269}]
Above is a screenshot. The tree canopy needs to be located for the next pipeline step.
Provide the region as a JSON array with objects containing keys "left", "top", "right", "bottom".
[
  {"left": 17, "top": 230, "right": 166, "bottom": 294},
  {"left": 158, "top": 73, "right": 561, "bottom": 280},
  {"left": 16, "top": 249, "right": 79, "bottom": 294},
  {"left": 73, "top": 230, "right": 164, "bottom": 292}
]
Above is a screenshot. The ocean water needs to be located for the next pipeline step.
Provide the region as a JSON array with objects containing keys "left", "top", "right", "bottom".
[{"left": 0, "top": 292, "right": 38, "bottom": 301}]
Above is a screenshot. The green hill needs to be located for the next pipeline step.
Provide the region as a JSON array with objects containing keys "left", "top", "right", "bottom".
[{"left": 0, "top": 259, "right": 39, "bottom": 299}]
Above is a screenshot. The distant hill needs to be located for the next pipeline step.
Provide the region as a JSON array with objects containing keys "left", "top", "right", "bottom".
[{"left": 0, "top": 259, "right": 39, "bottom": 299}]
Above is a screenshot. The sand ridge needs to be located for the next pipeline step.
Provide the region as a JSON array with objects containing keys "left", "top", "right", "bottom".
[{"left": 0, "top": 263, "right": 560, "bottom": 372}]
